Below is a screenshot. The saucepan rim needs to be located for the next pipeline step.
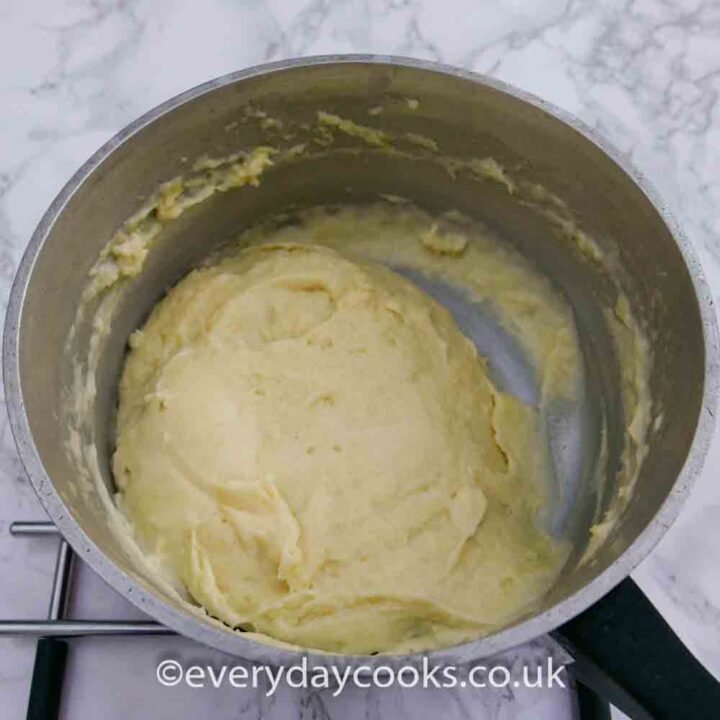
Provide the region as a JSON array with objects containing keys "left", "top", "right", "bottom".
[{"left": 3, "top": 54, "right": 718, "bottom": 665}]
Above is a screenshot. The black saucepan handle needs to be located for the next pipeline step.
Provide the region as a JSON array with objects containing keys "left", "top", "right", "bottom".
[
  {"left": 26, "top": 637, "right": 67, "bottom": 720},
  {"left": 575, "top": 679, "right": 612, "bottom": 720},
  {"left": 553, "top": 576, "right": 720, "bottom": 719}
]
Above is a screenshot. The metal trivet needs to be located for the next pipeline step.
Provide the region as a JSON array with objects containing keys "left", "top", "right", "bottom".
[
  {"left": 0, "top": 521, "right": 170, "bottom": 720},
  {"left": 1, "top": 520, "right": 610, "bottom": 720},
  {"left": 0, "top": 521, "right": 170, "bottom": 638}
]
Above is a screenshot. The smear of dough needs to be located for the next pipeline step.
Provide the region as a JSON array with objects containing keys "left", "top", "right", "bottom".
[{"left": 114, "top": 220, "right": 566, "bottom": 654}]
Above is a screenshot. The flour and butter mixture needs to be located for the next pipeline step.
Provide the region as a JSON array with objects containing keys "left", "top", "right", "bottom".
[{"left": 112, "top": 205, "right": 574, "bottom": 654}]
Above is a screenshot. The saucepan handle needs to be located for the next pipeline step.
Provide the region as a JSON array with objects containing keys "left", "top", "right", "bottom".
[{"left": 553, "top": 577, "right": 720, "bottom": 719}]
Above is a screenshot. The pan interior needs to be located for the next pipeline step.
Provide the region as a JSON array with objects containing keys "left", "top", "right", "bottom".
[{"left": 399, "top": 267, "right": 602, "bottom": 542}]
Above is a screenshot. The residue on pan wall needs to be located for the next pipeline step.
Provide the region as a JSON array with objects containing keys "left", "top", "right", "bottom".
[{"left": 82, "top": 146, "right": 276, "bottom": 302}]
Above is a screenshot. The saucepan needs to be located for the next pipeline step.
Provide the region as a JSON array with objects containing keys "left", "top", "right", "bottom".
[{"left": 4, "top": 56, "right": 719, "bottom": 719}]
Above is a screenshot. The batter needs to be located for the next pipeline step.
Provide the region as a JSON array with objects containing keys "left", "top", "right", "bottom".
[{"left": 113, "top": 207, "right": 568, "bottom": 654}]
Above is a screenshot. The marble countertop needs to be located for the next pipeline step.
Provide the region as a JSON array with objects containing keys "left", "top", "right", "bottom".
[{"left": 1, "top": 1, "right": 719, "bottom": 718}]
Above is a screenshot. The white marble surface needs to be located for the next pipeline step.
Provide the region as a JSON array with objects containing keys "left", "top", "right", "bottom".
[{"left": 1, "top": 0, "right": 719, "bottom": 718}]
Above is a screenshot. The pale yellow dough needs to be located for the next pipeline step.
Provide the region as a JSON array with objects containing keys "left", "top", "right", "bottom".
[{"left": 114, "top": 210, "right": 565, "bottom": 654}]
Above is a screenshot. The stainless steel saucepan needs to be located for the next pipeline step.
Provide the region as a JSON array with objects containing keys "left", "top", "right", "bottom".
[{"left": 4, "top": 56, "right": 719, "bottom": 719}]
